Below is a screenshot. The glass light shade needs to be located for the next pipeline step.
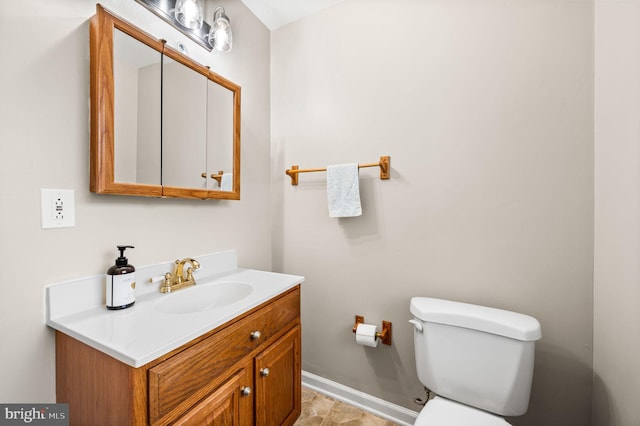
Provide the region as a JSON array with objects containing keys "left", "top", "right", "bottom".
[
  {"left": 208, "top": 8, "right": 232, "bottom": 52},
  {"left": 174, "top": 0, "right": 204, "bottom": 30}
]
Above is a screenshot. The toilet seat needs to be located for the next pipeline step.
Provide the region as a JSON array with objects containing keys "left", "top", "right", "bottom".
[{"left": 415, "top": 396, "right": 510, "bottom": 426}]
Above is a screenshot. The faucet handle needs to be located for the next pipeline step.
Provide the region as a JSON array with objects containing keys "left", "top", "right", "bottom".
[
  {"left": 186, "top": 267, "right": 196, "bottom": 281},
  {"left": 159, "top": 273, "right": 173, "bottom": 293}
]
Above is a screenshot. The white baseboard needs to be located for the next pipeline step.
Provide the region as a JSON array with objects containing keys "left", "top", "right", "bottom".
[{"left": 301, "top": 371, "right": 419, "bottom": 426}]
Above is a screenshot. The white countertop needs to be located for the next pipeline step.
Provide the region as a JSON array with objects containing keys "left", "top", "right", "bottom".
[{"left": 45, "top": 251, "right": 304, "bottom": 368}]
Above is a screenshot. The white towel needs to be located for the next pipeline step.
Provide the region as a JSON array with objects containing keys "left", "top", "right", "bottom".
[
  {"left": 220, "top": 173, "right": 233, "bottom": 191},
  {"left": 327, "top": 163, "right": 362, "bottom": 218}
]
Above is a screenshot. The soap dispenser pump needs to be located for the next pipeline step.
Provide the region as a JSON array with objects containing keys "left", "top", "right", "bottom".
[{"left": 106, "top": 245, "right": 136, "bottom": 310}]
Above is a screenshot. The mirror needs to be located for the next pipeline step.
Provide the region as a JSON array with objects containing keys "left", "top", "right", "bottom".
[
  {"left": 113, "top": 28, "right": 162, "bottom": 186},
  {"left": 161, "top": 54, "right": 208, "bottom": 190},
  {"left": 207, "top": 80, "right": 235, "bottom": 191},
  {"left": 90, "top": 5, "right": 241, "bottom": 200}
]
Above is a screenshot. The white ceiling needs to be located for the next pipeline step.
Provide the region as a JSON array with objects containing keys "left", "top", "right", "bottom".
[{"left": 239, "top": 0, "right": 347, "bottom": 30}]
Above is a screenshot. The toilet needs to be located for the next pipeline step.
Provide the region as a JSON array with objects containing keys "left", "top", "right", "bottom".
[{"left": 408, "top": 297, "right": 541, "bottom": 425}]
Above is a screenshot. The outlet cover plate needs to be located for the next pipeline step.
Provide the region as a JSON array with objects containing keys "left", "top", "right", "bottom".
[{"left": 41, "top": 189, "right": 76, "bottom": 229}]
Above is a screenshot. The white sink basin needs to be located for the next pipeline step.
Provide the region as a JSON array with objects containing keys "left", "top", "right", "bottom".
[{"left": 155, "top": 281, "right": 253, "bottom": 314}]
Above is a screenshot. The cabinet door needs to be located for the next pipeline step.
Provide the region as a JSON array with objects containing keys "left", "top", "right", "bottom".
[
  {"left": 174, "top": 367, "right": 252, "bottom": 426},
  {"left": 255, "top": 326, "right": 301, "bottom": 426},
  {"left": 161, "top": 55, "right": 207, "bottom": 191}
]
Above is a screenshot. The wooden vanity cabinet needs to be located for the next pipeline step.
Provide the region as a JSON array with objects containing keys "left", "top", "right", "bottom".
[
  {"left": 175, "top": 327, "right": 300, "bottom": 426},
  {"left": 255, "top": 328, "right": 301, "bottom": 426},
  {"left": 55, "top": 286, "right": 301, "bottom": 426},
  {"left": 173, "top": 364, "right": 252, "bottom": 426}
]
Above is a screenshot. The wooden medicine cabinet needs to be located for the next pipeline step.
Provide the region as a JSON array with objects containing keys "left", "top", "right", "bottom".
[{"left": 90, "top": 5, "right": 241, "bottom": 200}]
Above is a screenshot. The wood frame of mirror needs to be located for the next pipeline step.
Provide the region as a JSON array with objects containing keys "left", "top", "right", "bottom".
[{"left": 90, "top": 5, "right": 241, "bottom": 200}]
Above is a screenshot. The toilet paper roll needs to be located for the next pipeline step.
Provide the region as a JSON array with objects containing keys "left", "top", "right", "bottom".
[{"left": 355, "top": 323, "right": 379, "bottom": 347}]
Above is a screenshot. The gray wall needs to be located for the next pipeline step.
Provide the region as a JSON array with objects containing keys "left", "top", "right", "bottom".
[
  {"left": 0, "top": 0, "right": 270, "bottom": 402},
  {"left": 271, "top": 1, "right": 594, "bottom": 425},
  {"left": 593, "top": 1, "right": 640, "bottom": 425}
]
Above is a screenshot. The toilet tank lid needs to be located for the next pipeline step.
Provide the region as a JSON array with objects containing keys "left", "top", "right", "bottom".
[{"left": 410, "top": 297, "right": 541, "bottom": 341}]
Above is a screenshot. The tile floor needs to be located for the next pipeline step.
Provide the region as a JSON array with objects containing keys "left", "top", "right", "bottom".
[{"left": 294, "top": 387, "right": 399, "bottom": 426}]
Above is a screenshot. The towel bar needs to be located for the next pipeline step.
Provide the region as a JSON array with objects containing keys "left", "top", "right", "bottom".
[{"left": 285, "top": 155, "right": 390, "bottom": 186}]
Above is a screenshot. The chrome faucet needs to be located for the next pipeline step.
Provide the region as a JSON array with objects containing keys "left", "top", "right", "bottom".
[{"left": 160, "top": 258, "right": 201, "bottom": 293}]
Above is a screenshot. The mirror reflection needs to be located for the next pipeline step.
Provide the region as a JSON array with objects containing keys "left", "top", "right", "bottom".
[
  {"left": 113, "top": 28, "right": 162, "bottom": 185},
  {"left": 162, "top": 56, "right": 208, "bottom": 189},
  {"left": 207, "top": 80, "right": 234, "bottom": 191}
]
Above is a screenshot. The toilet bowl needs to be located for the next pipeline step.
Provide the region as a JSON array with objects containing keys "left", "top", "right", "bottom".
[
  {"left": 409, "top": 297, "right": 541, "bottom": 426},
  {"left": 415, "top": 396, "right": 509, "bottom": 425}
]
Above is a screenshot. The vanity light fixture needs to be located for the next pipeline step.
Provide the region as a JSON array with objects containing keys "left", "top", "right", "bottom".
[
  {"left": 135, "top": 0, "right": 232, "bottom": 52},
  {"left": 208, "top": 7, "right": 233, "bottom": 52},
  {"left": 174, "top": 0, "right": 204, "bottom": 30}
]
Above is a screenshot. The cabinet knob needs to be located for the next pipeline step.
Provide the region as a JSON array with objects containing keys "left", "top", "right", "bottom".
[
  {"left": 260, "top": 368, "right": 270, "bottom": 377},
  {"left": 241, "top": 386, "right": 251, "bottom": 396},
  {"left": 250, "top": 331, "right": 262, "bottom": 341}
]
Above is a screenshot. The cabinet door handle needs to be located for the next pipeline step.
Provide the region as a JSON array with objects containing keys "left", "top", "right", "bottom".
[
  {"left": 260, "top": 367, "right": 270, "bottom": 377},
  {"left": 241, "top": 386, "right": 251, "bottom": 396},
  {"left": 250, "top": 331, "right": 262, "bottom": 341}
]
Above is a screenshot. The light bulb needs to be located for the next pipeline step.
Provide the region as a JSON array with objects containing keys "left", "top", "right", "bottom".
[
  {"left": 174, "top": 0, "right": 203, "bottom": 30},
  {"left": 208, "top": 7, "right": 233, "bottom": 52}
]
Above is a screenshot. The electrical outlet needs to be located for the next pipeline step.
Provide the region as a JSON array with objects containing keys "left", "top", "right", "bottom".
[
  {"left": 54, "top": 197, "right": 64, "bottom": 220},
  {"left": 41, "top": 189, "right": 75, "bottom": 229}
]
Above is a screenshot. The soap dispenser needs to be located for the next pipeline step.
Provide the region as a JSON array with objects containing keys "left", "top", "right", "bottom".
[{"left": 106, "top": 245, "right": 136, "bottom": 310}]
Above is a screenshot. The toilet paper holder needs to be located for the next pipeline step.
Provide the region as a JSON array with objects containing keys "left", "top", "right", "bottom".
[{"left": 352, "top": 315, "right": 392, "bottom": 345}]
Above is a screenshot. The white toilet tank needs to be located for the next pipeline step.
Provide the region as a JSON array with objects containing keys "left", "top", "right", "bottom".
[{"left": 410, "top": 297, "right": 541, "bottom": 417}]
